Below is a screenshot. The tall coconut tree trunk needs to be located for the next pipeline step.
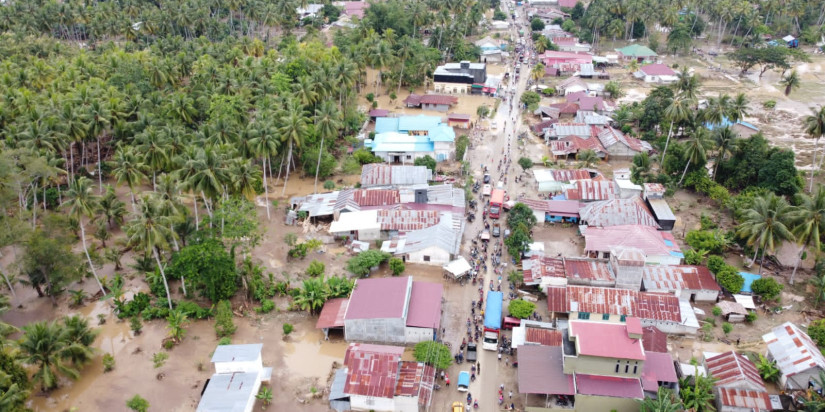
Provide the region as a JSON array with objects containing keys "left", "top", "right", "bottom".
[
  {"left": 152, "top": 247, "right": 173, "bottom": 310},
  {"left": 32, "top": 182, "right": 37, "bottom": 228},
  {"left": 678, "top": 158, "right": 691, "bottom": 185},
  {"left": 79, "top": 221, "right": 106, "bottom": 296},
  {"left": 758, "top": 245, "right": 767, "bottom": 276},
  {"left": 262, "top": 157, "right": 271, "bottom": 220},
  {"left": 314, "top": 135, "right": 325, "bottom": 194},
  {"left": 97, "top": 138, "right": 103, "bottom": 193},
  {"left": 790, "top": 246, "right": 804, "bottom": 285},
  {"left": 193, "top": 195, "right": 199, "bottom": 231},
  {"left": 810, "top": 137, "right": 820, "bottom": 192},
  {"left": 281, "top": 140, "right": 293, "bottom": 195},
  {"left": 0, "top": 255, "right": 17, "bottom": 307},
  {"left": 129, "top": 189, "right": 137, "bottom": 213}
]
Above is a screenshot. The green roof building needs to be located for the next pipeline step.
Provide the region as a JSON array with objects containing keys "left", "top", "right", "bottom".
[{"left": 615, "top": 44, "right": 658, "bottom": 61}]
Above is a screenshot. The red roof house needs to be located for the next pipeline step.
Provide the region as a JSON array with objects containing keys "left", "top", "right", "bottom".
[
  {"left": 343, "top": 343, "right": 436, "bottom": 410},
  {"left": 569, "top": 320, "right": 646, "bottom": 361},
  {"left": 706, "top": 351, "right": 767, "bottom": 392}
]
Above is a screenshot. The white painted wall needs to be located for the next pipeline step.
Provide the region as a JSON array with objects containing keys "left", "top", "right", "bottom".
[
  {"left": 405, "top": 326, "right": 435, "bottom": 344},
  {"left": 242, "top": 375, "right": 262, "bottom": 412},
  {"left": 407, "top": 245, "right": 452, "bottom": 265},
  {"left": 213, "top": 354, "right": 263, "bottom": 374},
  {"left": 641, "top": 318, "right": 698, "bottom": 336},
  {"left": 393, "top": 395, "right": 420, "bottom": 412},
  {"left": 350, "top": 395, "right": 395, "bottom": 412}
]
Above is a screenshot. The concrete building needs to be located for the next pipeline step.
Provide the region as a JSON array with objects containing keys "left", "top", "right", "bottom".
[
  {"left": 642, "top": 265, "right": 721, "bottom": 302},
  {"left": 369, "top": 115, "right": 456, "bottom": 162},
  {"left": 197, "top": 344, "right": 272, "bottom": 412},
  {"left": 634, "top": 63, "right": 679, "bottom": 84},
  {"left": 381, "top": 218, "right": 460, "bottom": 265},
  {"left": 336, "top": 343, "right": 435, "bottom": 412},
  {"left": 359, "top": 164, "right": 433, "bottom": 188},
  {"left": 763, "top": 322, "right": 825, "bottom": 390},
  {"left": 338, "top": 276, "right": 443, "bottom": 344},
  {"left": 610, "top": 247, "right": 645, "bottom": 290},
  {"left": 402, "top": 94, "right": 459, "bottom": 112},
  {"left": 615, "top": 44, "right": 658, "bottom": 62},
  {"left": 433, "top": 61, "right": 487, "bottom": 94}
]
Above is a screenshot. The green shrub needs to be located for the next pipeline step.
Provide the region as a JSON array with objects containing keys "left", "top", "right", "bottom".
[
  {"left": 175, "top": 300, "right": 213, "bottom": 320},
  {"left": 685, "top": 230, "right": 727, "bottom": 254},
  {"left": 126, "top": 395, "right": 149, "bottom": 412},
  {"left": 414, "top": 155, "right": 436, "bottom": 173},
  {"left": 283, "top": 323, "right": 294, "bottom": 336},
  {"left": 346, "top": 250, "right": 391, "bottom": 276},
  {"left": 508, "top": 299, "right": 536, "bottom": 319},
  {"left": 389, "top": 258, "right": 405, "bottom": 276},
  {"left": 751, "top": 277, "right": 783, "bottom": 301},
  {"left": 745, "top": 311, "right": 757, "bottom": 323},
  {"left": 256, "top": 300, "right": 275, "bottom": 314},
  {"left": 130, "top": 316, "right": 143, "bottom": 335},
  {"left": 218, "top": 337, "right": 231, "bottom": 345},
  {"left": 722, "top": 322, "right": 733, "bottom": 335},
  {"left": 153, "top": 352, "right": 169, "bottom": 368},
  {"left": 306, "top": 260, "right": 325, "bottom": 277},
  {"left": 684, "top": 248, "right": 708, "bottom": 265},
  {"left": 716, "top": 266, "right": 745, "bottom": 293},
  {"left": 807, "top": 319, "right": 825, "bottom": 348},
  {"left": 323, "top": 180, "right": 335, "bottom": 190},
  {"left": 700, "top": 214, "right": 717, "bottom": 230},
  {"left": 214, "top": 300, "right": 236, "bottom": 337},
  {"left": 707, "top": 255, "right": 726, "bottom": 274},
  {"left": 103, "top": 353, "right": 115, "bottom": 372},
  {"left": 763, "top": 100, "right": 776, "bottom": 109},
  {"left": 712, "top": 306, "right": 722, "bottom": 317}
]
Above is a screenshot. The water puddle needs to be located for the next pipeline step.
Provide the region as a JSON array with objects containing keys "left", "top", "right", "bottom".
[{"left": 282, "top": 328, "right": 347, "bottom": 379}]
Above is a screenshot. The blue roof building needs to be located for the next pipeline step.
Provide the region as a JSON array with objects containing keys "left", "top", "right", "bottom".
[{"left": 368, "top": 116, "right": 456, "bottom": 163}]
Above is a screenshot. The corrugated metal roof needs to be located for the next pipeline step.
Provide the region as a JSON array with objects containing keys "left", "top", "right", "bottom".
[
  {"left": 564, "top": 259, "right": 614, "bottom": 282},
  {"left": 567, "top": 286, "right": 637, "bottom": 316},
  {"left": 360, "top": 164, "right": 433, "bottom": 188},
  {"left": 643, "top": 265, "right": 721, "bottom": 293},
  {"left": 294, "top": 191, "right": 341, "bottom": 217},
  {"left": 395, "top": 361, "right": 435, "bottom": 408},
  {"left": 523, "top": 255, "right": 566, "bottom": 285},
  {"left": 638, "top": 292, "right": 682, "bottom": 322},
  {"left": 551, "top": 169, "right": 592, "bottom": 182},
  {"left": 764, "top": 322, "right": 825, "bottom": 380},
  {"left": 345, "top": 277, "right": 411, "bottom": 320},
  {"left": 597, "top": 127, "right": 651, "bottom": 152},
  {"left": 643, "top": 326, "right": 668, "bottom": 353},
  {"left": 343, "top": 344, "right": 405, "bottom": 398},
  {"left": 706, "top": 351, "right": 766, "bottom": 391},
  {"left": 525, "top": 328, "right": 563, "bottom": 346},
  {"left": 419, "top": 95, "right": 458, "bottom": 106},
  {"left": 575, "top": 374, "right": 644, "bottom": 398},
  {"left": 642, "top": 351, "right": 678, "bottom": 392},
  {"left": 550, "top": 123, "right": 591, "bottom": 138},
  {"left": 546, "top": 287, "right": 568, "bottom": 313},
  {"left": 570, "top": 321, "right": 646, "bottom": 360},
  {"left": 398, "top": 218, "right": 460, "bottom": 255},
  {"left": 584, "top": 225, "right": 682, "bottom": 257},
  {"left": 197, "top": 370, "right": 262, "bottom": 412},
  {"left": 316, "top": 298, "right": 349, "bottom": 329},
  {"left": 517, "top": 346, "right": 575, "bottom": 395},
  {"left": 647, "top": 198, "right": 676, "bottom": 221},
  {"left": 406, "top": 282, "right": 443, "bottom": 329},
  {"left": 377, "top": 209, "right": 440, "bottom": 232},
  {"left": 612, "top": 246, "right": 647, "bottom": 266},
  {"left": 579, "top": 197, "right": 657, "bottom": 227},
  {"left": 717, "top": 300, "right": 747, "bottom": 316},
  {"left": 716, "top": 387, "right": 772, "bottom": 411},
  {"left": 211, "top": 344, "right": 262, "bottom": 363},
  {"left": 447, "top": 113, "right": 471, "bottom": 120},
  {"left": 565, "top": 180, "right": 617, "bottom": 201},
  {"left": 397, "top": 115, "right": 443, "bottom": 132},
  {"left": 352, "top": 189, "right": 400, "bottom": 206}
]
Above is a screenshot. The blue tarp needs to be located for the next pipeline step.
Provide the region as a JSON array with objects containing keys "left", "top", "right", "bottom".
[
  {"left": 458, "top": 371, "right": 470, "bottom": 387},
  {"left": 705, "top": 116, "right": 759, "bottom": 132},
  {"left": 484, "top": 291, "right": 503, "bottom": 330},
  {"left": 739, "top": 272, "right": 761, "bottom": 293}
]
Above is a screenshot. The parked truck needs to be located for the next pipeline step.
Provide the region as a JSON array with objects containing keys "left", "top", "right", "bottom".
[
  {"left": 482, "top": 291, "right": 503, "bottom": 351},
  {"left": 489, "top": 189, "right": 505, "bottom": 219}
]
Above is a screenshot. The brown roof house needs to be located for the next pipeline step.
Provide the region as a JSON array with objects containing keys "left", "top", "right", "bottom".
[
  {"left": 705, "top": 351, "right": 772, "bottom": 412},
  {"left": 333, "top": 343, "right": 435, "bottom": 412}
]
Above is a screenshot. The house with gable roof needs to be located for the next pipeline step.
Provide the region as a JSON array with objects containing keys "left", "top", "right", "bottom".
[
  {"left": 368, "top": 115, "right": 456, "bottom": 162},
  {"left": 763, "top": 322, "right": 825, "bottom": 390}
]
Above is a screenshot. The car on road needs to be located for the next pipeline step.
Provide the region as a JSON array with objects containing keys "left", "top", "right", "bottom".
[
  {"left": 466, "top": 343, "right": 478, "bottom": 362},
  {"left": 452, "top": 402, "right": 465, "bottom": 412},
  {"left": 492, "top": 223, "right": 500, "bottom": 237},
  {"left": 491, "top": 120, "right": 498, "bottom": 129},
  {"left": 483, "top": 174, "right": 491, "bottom": 184},
  {"left": 482, "top": 184, "right": 492, "bottom": 196},
  {"left": 457, "top": 371, "right": 470, "bottom": 392}
]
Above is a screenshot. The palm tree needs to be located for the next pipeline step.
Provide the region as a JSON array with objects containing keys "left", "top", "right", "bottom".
[
  {"left": 125, "top": 195, "right": 174, "bottom": 309},
  {"left": 293, "top": 277, "right": 328, "bottom": 314},
  {"left": 97, "top": 185, "right": 127, "bottom": 230},
  {"left": 737, "top": 193, "right": 795, "bottom": 275},
  {"left": 678, "top": 373, "right": 716, "bottom": 412},
  {"left": 662, "top": 97, "right": 689, "bottom": 167},
  {"left": 639, "top": 387, "right": 682, "bottom": 412},
  {"left": 780, "top": 70, "right": 801, "bottom": 96},
  {"left": 789, "top": 185, "right": 825, "bottom": 284},
  {"left": 678, "top": 128, "right": 713, "bottom": 185},
  {"left": 703, "top": 94, "right": 731, "bottom": 127},
  {"left": 61, "top": 315, "right": 98, "bottom": 366},
  {"left": 530, "top": 63, "right": 546, "bottom": 91},
  {"left": 313, "top": 101, "right": 341, "bottom": 193},
  {"left": 675, "top": 68, "right": 700, "bottom": 101},
  {"left": 279, "top": 98, "right": 308, "bottom": 195},
  {"left": 728, "top": 92, "right": 750, "bottom": 123},
  {"left": 248, "top": 127, "right": 279, "bottom": 220},
  {"left": 631, "top": 152, "right": 652, "bottom": 183},
  {"left": 810, "top": 273, "right": 825, "bottom": 307},
  {"left": 166, "top": 309, "right": 188, "bottom": 343},
  {"left": 19, "top": 321, "right": 78, "bottom": 391},
  {"left": 135, "top": 128, "right": 171, "bottom": 190},
  {"left": 229, "top": 158, "right": 262, "bottom": 201},
  {"left": 63, "top": 177, "right": 106, "bottom": 297},
  {"left": 576, "top": 149, "right": 600, "bottom": 168},
  {"left": 804, "top": 106, "right": 825, "bottom": 192},
  {"left": 713, "top": 126, "right": 736, "bottom": 180}
]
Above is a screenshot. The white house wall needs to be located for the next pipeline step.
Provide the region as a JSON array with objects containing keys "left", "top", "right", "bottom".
[
  {"left": 393, "top": 396, "right": 420, "bottom": 412},
  {"left": 350, "top": 395, "right": 395, "bottom": 412},
  {"left": 213, "top": 355, "right": 263, "bottom": 374},
  {"left": 405, "top": 326, "right": 435, "bottom": 344},
  {"left": 345, "top": 317, "right": 407, "bottom": 344},
  {"left": 641, "top": 318, "right": 698, "bottom": 336},
  {"left": 407, "top": 245, "right": 452, "bottom": 265}
]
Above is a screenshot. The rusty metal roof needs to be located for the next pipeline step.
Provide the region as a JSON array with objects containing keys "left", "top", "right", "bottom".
[
  {"left": 643, "top": 265, "right": 721, "bottom": 293},
  {"left": 360, "top": 164, "right": 433, "bottom": 188},
  {"left": 343, "top": 344, "right": 404, "bottom": 398},
  {"left": 565, "top": 180, "right": 617, "bottom": 201},
  {"left": 579, "top": 197, "right": 658, "bottom": 227},
  {"left": 643, "top": 326, "right": 667, "bottom": 353},
  {"left": 526, "top": 327, "right": 563, "bottom": 346},
  {"left": 316, "top": 298, "right": 349, "bottom": 329},
  {"left": 763, "top": 322, "right": 825, "bottom": 380},
  {"left": 551, "top": 169, "right": 592, "bottom": 182},
  {"left": 716, "top": 387, "right": 771, "bottom": 411},
  {"left": 377, "top": 209, "right": 440, "bottom": 232},
  {"left": 584, "top": 225, "right": 683, "bottom": 257},
  {"left": 395, "top": 361, "right": 436, "bottom": 408},
  {"left": 546, "top": 287, "right": 569, "bottom": 313},
  {"left": 637, "top": 293, "right": 681, "bottom": 322},
  {"left": 706, "top": 351, "right": 766, "bottom": 391},
  {"left": 523, "top": 255, "right": 566, "bottom": 285},
  {"left": 563, "top": 259, "right": 614, "bottom": 282},
  {"left": 419, "top": 94, "right": 458, "bottom": 105},
  {"left": 352, "top": 189, "right": 400, "bottom": 206},
  {"left": 567, "top": 286, "right": 637, "bottom": 316}
]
